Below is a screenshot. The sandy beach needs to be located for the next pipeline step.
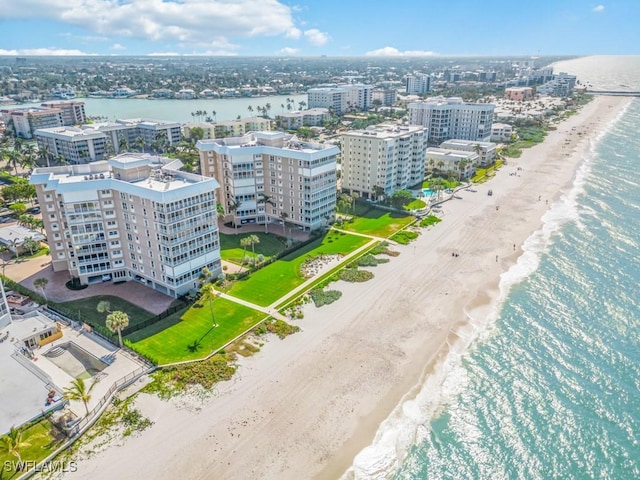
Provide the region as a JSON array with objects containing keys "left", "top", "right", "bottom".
[{"left": 57, "top": 95, "right": 629, "bottom": 480}]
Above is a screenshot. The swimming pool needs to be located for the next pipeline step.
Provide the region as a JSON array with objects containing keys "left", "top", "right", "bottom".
[
  {"left": 422, "top": 189, "right": 435, "bottom": 197},
  {"left": 44, "top": 342, "right": 108, "bottom": 379}
]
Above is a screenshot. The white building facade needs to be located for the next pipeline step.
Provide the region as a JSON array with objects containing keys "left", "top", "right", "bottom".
[
  {"left": 439, "top": 139, "right": 496, "bottom": 167},
  {"left": 198, "top": 132, "right": 339, "bottom": 231},
  {"left": 408, "top": 96, "right": 495, "bottom": 145},
  {"left": 307, "top": 84, "right": 373, "bottom": 114},
  {"left": 405, "top": 74, "right": 431, "bottom": 95},
  {"left": 275, "top": 108, "right": 330, "bottom": 130},
  {"left": 340, "top": 125, "right": 427, "bottom": 198},
  {"left": 425, "top": 148, "right": 478, "bottom": 180},
  {"left": 30, "top": 155, "right": 221, "bottom": 297}
]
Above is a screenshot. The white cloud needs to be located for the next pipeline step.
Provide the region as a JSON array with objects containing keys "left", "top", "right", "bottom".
[
  {"left": 304, "top": 29, "right": 329, "bottom": 46},
  {"left": 286, "top": 27, "right": 302, "bottom": 39},
  {"left": 276, "top": 47, "right": 300, "bottom": 56},
  {"left": 365, "top": 46, "right": 437, "bottom": 57},
  {"left": 0, "top": 0, "right": 302, "bottom": 49},
  {"left": 592, "top": 4, "right": 605, "bottom": 12},
  {"left": 111, "top": 43, "right": 126, "bottom": 51},
  {"left": 0, "top": 47, "right": 91, "bottom": 56}
]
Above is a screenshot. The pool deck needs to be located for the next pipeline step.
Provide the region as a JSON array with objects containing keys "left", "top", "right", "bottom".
[{"left": 0, "top": 312, "right": 147, "bottom": 433}]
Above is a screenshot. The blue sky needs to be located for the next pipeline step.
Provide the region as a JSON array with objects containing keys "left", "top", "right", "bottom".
[{"left": 0, "top": 0, "right": 636, "bottom": 56}]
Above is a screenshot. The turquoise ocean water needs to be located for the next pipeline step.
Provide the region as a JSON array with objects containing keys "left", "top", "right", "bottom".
[
  {"left": 393, "top": 99, "right": 640, "bottom": 479},
  {"left": 346, "top": 56, "right": 640, "bottom": 480}
]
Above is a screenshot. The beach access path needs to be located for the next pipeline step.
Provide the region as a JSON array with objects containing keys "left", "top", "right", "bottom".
[{"left": 57, "top": 95, "right": 630, "bottom": 480}]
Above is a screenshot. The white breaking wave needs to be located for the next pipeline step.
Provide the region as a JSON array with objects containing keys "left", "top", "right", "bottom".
[{"left": 340, "top": 106, "right": 630, "bottom": 480}]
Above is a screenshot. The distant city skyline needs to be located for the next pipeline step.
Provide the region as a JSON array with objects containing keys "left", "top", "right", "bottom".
[{"left": 0, "top": 0, "right": 637, "bottom": 57}]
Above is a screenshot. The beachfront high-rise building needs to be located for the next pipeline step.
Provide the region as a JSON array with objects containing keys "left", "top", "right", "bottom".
[
  {"left": 405, "top": 74, "right": 431, "bottom": 95},
  {"left": 408, "top": 96, "right": 495, "bottom": 145},
  {"left": 30, "top": 154, "right": 221, "bottom": 297},
  {"left": 35, "top": 127, "right": 109, "bottom": 165},
  {"left": 439, "top": 139, "right": 496, "bottom": 167},
  {"left": 425, "top": 147, "right": 478, "bottom": 180},
  {"left": 536, "top": 72, "right": 578, "bottom": 97},
  {"left": 197, "top": 131, "right": 339, "bottom": 231},
  {"left": 340, "top": 125, "right": 427, "bottom": 198},
  {"left": 307, "top": 84, "right": 373, "bottom": 114}
]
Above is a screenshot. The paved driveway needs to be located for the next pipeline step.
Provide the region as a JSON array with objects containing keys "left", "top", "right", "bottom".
[{"left": 4, "top": 254, "right": 174, "bottom": 315}]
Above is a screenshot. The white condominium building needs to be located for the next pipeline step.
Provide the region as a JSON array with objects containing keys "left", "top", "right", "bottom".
[
  {"left": 307, "top": 84, "right": 373, "bottom": 114},
  {"left": 197, "top": 131, "right": 339, "bottom": 231},
  {"left": 1, "top": 106, "right": 64, "bottom": 139},
  {"left": 372, "top": 89, "right": 397, "bottom": 107},
  {"left": 275, "top": 108, "right": 330, "bottom": 130},
  {"left": 40, "top": 101, "right": 86, "bottom": 126},
  {"left": 439, "top": 139, "right": 496, "bottom": 167},
  {"left": 425, "top": 148, "right": 478, "bottom": 180},
  {"left": 408, "top": 96, "right": 495, "bottom": 145},
  {"left": 30, "top": 154, "right": 221, "bottom": 297},
  {"left": 340, "top": 125, "right": 427, "bottom": 198},
  {"left": 35, "top": 118, "right": 181, "bottom": 164},
  {"left": 183, "top": 117, "right": 272, "bottom": 140},
  {"left": 405, "top": 74, "right": 431, "bottom": 95}
]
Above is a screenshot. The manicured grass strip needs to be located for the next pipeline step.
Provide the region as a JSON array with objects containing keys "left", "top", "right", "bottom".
[
  {"left": 226, "top": 232, "right": 370, "bottom": 306},
  {"left": 55, "top": 295, "right": 155, "bottom": 329},
  {"left": 126, "top": 296, "right": 266, "bottom": 365},
  {"left": 219, "top": 232, "right": 286, "bottom": 264},
  {"left": 339, "top": 206, "right": 414, "bottom": 237},
  {"left": 0, "top": 419, "right": 64, "bottom": 479},
  {"left": 273, "top": 240, "right": 380, "bottom": 311},
  {"left": 404, "top": 198, "right": 426, "bottom": 210}
]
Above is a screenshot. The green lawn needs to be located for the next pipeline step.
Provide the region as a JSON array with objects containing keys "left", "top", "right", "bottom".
[
  {"left": 126, "top": 296, "right": 267, "bottom": 364},
  {"left": 0, "top": 419, "right": 65, "bottom": 479},
  {"left": 404, "top": 199, "right": 426, "bottom": 210},
  {"left": 54, "top": 295, "right": 156, "bottom": 329},
  {"left": 219, "top": 232, "right": 286, "bottom": 265},
  {"left": 225, "top": 231, "right": 370, "bottom": 306},
  {"left": 339, "top": 205, "right": 414, "bottom": 237}
]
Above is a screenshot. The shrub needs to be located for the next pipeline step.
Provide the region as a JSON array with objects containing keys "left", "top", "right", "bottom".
[
  {"left": 391, "top": 230, "right": 419, "bottom": 245},
  {"left": 339, "top": 268, "right": 374, "bottom": 283},
  {"left": 264, "top": 318, "right": 301, "bottom": 339},
  {"left": 65, "top": 277, "right": 88, "bottom": 290},
  {"left": 309, "top": 288, "right": 342, "bottom": 307},
  {"left": 419, "top": 215, "right": 442, "bottom": 228}
]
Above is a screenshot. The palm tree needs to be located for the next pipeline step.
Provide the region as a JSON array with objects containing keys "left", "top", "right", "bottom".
[
  {"left": 0, "top": 426, "right": 42, "bottom": 470},
  {"left": 207, "top": 285, "right": 218, "bottom": 327},
  {"left": 279, "top": 211, "right": 289, "bottom": 237},
  {"left": 258, "top": 194, "right": 275, "bottom": 233},
  {"left": 133, "top": 136, "right": 145, "bottom": 153},
  {"left": 118, "top": 136, "right": 129, "bottom": 153},
  {"left": 63, "top": 378, "right": 96, "bottom": 416},
  {"left": 0, "top": 244, "right": 9, "bottom": 277},
  {"left": 21, "top": 237, "right": 39, "bottom": 256},
  {"left": 7, "top": 149, "right": 22, "bottom": 175},
  {"left": 96, "top": 300, "right": 111, "bottom": 314},
  {"left": 239, "top": 237, "right": 251, "bottom": 265},
  {"left": 105, "top": 311, "right": 129, "bottom": 348},
  {"left": 247, "top": 105, "right": 254, "bottom": 115},
  {"left": 248, "top": 234, "right": 260, "bottom": 257},
  {"left": 34, "top": 277, "right": 48, "bottom": 302},
  {"left": 227, "top": 199, "right": 242, "bottom": 234},
  {"left": 39, "top": 144, "right": 52, "bottom": 167},
  {"left": 211, "top": 110, "right": 217, "bottom": 122}
]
